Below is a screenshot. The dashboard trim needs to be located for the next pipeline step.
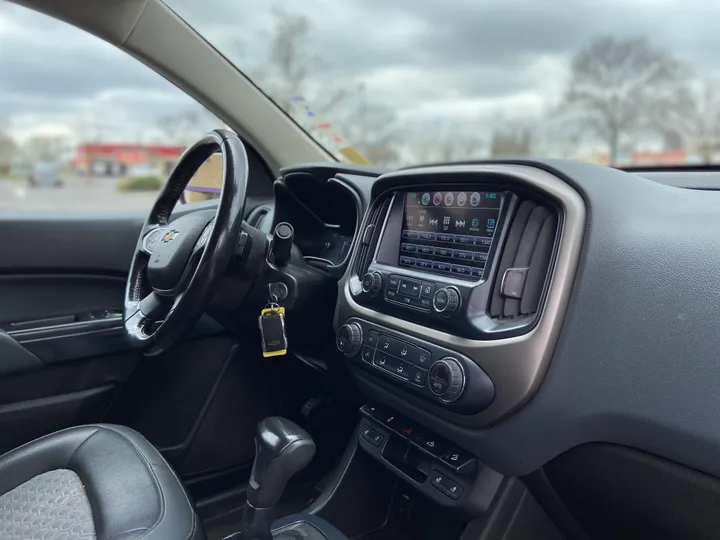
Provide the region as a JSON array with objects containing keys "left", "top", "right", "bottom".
[{"left": 336, "top": 164, "right": 585, "bottom": 426}]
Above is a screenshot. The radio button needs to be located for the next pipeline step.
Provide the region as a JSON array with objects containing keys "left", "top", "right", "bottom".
[
  {"left": 420, "top": 282, "right": 436, "bottom": 297},
  {"left": 470, "top": 267, "right": 484, "bottom": 278},
  {"left": 410, "top": 296, "right": 432, "bottom": 311},
  {"left": 388, "top": 275, "right": 401, "bottom": 291},
  {"left": 398, "top": 279, "right": 422, "bottom": 298},
  {"left": 433, "top": 287, "right": 461, "bottom": 316},
  {"left": 432, "top": 261, "right": 452, "bottom": 273},
  {"left": 451, "top": 264, "right": 472, "bottom": 276}
]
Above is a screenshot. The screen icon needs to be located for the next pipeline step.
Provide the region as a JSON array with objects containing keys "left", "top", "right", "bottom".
[
  {"left": 471, "top": 218, "right": 479, "bottom": 227},
  {"left": 470, "top": 192, "right": 481, "bottom": 206},
  {"left": 456, "top": 220, "right": 466, "bottom": 228},
  {"left": 421, "top": 192, "right": 431, "bottom": 205},
  {"left": 443, "top": 216, "right": 451, "bottom": 226},
  {"left": 432, "top": 192, "right": 442, "bottom": 206},
  {"left": 487, "top": 218, "right": 496, "bottom": 228},
  {"left": 429, "top": 218, "right": 438, "bottom": 226},
  {"left": 457, "top": 192, "right": 467, "bottom": 206},
  {"left": 444, "top": 192, "right": 454, "bottom": 206}
]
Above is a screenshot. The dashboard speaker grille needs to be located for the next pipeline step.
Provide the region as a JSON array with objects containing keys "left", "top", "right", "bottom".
[
  {"left": 355, "top": 197, "right": 391, "bottom": 276},
  {"left": 490, "top": 199, "right": 558, "bottom": 320}
]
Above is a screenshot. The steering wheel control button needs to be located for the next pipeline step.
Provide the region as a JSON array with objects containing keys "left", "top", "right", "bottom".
[
  {"left": 431, "top": 471, "right": 463, "bottom": 500},
  {"left": 362, "top": 272, "right": 383, "bottom": 296},
  {"left": 360, "top": 425, "right": 384, "bottom": 447},
  {"left": 433, "top": 286, "right": 461, "bottom": 316},
  {"left": 440, "top": 449, "right": 477, "bottom": 474},
  {"left": 428, "top": 358, "right": 465, "bottom": 402},
  {"left": 336, "top": 322, "right": 363, "bottom": 357},
  {"left": 398, "top": 278, "right": 422, "bottom": 298},
  {"left": 143, "top": 228, "right": 164, "bottom": 253}
]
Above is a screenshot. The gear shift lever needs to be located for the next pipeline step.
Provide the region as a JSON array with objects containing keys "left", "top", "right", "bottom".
[{"left": 235, "top": 417, "right": 316, "bottom": 540}]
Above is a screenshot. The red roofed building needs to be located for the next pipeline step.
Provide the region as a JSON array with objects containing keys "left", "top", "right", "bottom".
[{"left": 72, "top": 143, "right": 186, "bottom": 176}]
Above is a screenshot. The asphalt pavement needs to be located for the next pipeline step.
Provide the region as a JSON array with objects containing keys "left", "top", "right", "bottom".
[{"left": 0, "top": 175, "right": 158, "bottom": 212}]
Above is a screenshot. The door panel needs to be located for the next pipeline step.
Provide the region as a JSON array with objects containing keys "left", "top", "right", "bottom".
[{"left": 0, "top": 197, "right": 273, "bottom": 478}]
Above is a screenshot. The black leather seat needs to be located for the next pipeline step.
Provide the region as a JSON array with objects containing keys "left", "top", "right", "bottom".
[{"left": 0, "top": 424, "right": 204, "bottom": 540}]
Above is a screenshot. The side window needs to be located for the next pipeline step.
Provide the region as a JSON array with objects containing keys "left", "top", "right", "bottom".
[{"left": 0, "top": 3, "right": 222, "bottom": 212}]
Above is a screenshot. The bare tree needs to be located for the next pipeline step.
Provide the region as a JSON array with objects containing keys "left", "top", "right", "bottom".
[
  {"left": 683, "top": 80, "right": 720, "bottom": 163},
  {"left": 340, "top": 97, "right": 399, "bottom": 166},
  {"left": 156, "top": 108, "right": 219, "bottom": 146},
  {"left": 411, "top": 122, "right": 484, "bottom": 164},
  {"left": 24, "top": 135, "right": 67, "bottom": 163},
  {"left": 490, "top": 126, "right": 533, "bottom": 157},
  {"left": 0, "top": 117, "right": 18, "bottom": 174},
  {"left": 563, "top": 36, "right": 691, "bottom": 165},
  {"left": 238, "top": 8, "right": 349, "bottom": 127}
]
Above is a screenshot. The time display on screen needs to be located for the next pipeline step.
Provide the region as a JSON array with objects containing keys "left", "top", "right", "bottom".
[{"left": 399, "top": 191, "right": 502, "bottom": 279}]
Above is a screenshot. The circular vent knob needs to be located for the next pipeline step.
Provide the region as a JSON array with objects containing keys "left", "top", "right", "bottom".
[
  {"left": 336, "top": 322, "right": 363, "bottom": 357},
  {"left": 428, "top": 357, "right": 465, "bottom": 402}
]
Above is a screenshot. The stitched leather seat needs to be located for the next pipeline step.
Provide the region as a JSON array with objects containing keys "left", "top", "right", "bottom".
[{"left": 0, "top": 424, "right": 204, "bottom": 540}]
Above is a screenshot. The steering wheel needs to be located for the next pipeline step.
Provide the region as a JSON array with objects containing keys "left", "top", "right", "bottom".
[{"left": 123, "top": 129, "right": 248, "bottom": 355}]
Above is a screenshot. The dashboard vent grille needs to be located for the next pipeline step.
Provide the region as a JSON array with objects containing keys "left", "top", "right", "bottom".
[
  {"left": 490, "top": 200, "right": 558, "bottom": 320},
  {"left": 354, "top": 197, "right": 391, "bottom": 276}
]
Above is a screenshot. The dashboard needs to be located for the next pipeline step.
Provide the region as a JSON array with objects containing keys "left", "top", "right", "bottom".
[{"left": 271, "top": 159, "right": 720, "bottom": 517}]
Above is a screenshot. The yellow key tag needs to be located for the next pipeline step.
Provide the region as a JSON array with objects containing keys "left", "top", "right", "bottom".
[{"left": 259, "top": 306, "right": 287, "bottom": 357}]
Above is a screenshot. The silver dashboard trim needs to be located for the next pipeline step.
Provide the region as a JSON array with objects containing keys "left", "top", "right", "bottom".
[{"left": 335, "top": 163, "right": 586, "bottom": 426}]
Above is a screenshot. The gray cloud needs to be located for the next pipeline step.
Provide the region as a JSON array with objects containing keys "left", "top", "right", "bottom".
[{"left": 2, "top": 0, "right": 720, "bottom": 154}]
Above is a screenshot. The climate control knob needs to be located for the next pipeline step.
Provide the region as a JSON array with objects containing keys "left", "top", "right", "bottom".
[
  {"left": 433, "top": 286, "right": 461, "bottom": 316},
  {"left": 336, "top": 322, "right": 363, "bottom": 357},
  {"left": 428, "top": 357, "right": 465, "bottom": 402},
  {"left": 361, "top": 272, "right": 383, "bottom": 296}
]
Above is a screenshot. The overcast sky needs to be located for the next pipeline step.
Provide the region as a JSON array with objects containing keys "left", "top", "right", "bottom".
[{"left": 1, "top": 0, "right": 720, "bottom": 158}]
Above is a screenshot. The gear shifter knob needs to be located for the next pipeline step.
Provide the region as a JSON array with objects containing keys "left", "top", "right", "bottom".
[{"left": 247, "top": 417, "right": 316, "bottom": 509}]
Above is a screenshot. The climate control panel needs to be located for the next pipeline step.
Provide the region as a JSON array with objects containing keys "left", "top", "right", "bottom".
[{"left": 337, "top": 318, "right": 495, "bottom": 413}]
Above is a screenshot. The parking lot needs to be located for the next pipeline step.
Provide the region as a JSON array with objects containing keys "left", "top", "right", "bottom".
[{"left": 0, "top": 175, "right": 158, "bottom": 213}]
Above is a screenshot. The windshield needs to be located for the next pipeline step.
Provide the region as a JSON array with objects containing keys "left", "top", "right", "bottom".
[{"left": 167, "top": 0, "right": 720, "bottom": 168}]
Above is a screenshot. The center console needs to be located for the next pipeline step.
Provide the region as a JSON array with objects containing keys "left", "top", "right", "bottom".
[{"left": 334, "top": 164, "right": 584, "bottom": 427}]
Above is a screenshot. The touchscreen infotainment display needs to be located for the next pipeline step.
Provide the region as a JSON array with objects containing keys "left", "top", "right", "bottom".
[{"left": 399, "top": 191, "right": 502, "bottom": 279}]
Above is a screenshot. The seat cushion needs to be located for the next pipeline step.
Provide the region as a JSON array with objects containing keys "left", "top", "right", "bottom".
[{"left": 0, "top": 424, "right": 204, "bottom": 540}]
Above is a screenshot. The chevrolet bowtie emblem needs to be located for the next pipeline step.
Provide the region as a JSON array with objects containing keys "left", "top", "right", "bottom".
[{"left": 161, "top": 230, "right": 179, "bottom": 243}]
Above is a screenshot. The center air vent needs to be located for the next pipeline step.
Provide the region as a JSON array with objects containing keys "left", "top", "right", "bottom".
[
  {"left": 490, "top": 200, "right": 558, "bottom": 320},
  {"left": 354, "top": 197, "right": 391, "bottom": 277}
]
